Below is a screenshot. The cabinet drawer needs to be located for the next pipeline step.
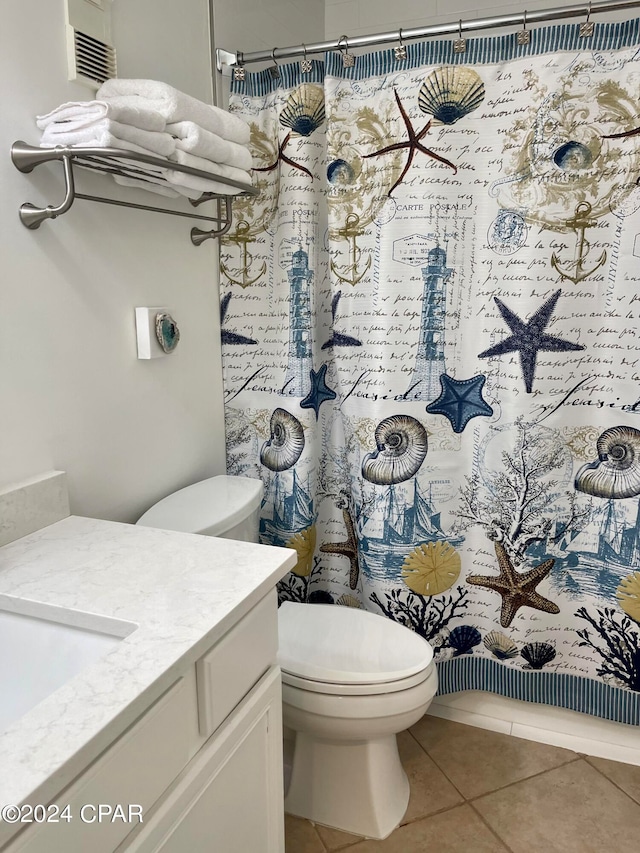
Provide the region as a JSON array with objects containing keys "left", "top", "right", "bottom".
[
  {"left": 196, "top": 589, "right": 277, "bottom": 738},
  {"left": 7, "top": 673, "right": 200, "bottom": 853}
]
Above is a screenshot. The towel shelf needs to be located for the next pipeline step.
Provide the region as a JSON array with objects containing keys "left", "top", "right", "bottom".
[{"left": 10, "top": 141, "right": 259, "bottom": 245}]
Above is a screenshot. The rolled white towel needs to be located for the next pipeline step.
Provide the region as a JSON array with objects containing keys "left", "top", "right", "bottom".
[
  {"left": 167, "top": 121, "right": 253, "bottom": 171},
  {"left": 36, "top": 100, "right": 166, "bottom": 133},
  {"left": 40, "top": 119, "right": 176, "bottom": 158},
  {"left": 96, "top": 79, "right": 250, "bottom": 145}
]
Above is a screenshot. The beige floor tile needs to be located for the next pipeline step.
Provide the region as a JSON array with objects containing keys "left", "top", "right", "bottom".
[
  {"left": 336, "top": 804, "right": 509, "bottom": 852},
  {"left": 315, "top": 822, "right": 363, "bottom": 850},
  {"left": 587, "top": 756, "right": 640, "bottom": 805},
  {"left": 285, "top": 814, "right": 325, "bottom": 853},
  {"left": 474, "top": 758, "right": 640, "bottom": 853},
  {"left": 397, "top": 730, "right": 464, "bottom": 823},
  {"left": 410, "top": 715, "right": 577, "bottom": 798}
]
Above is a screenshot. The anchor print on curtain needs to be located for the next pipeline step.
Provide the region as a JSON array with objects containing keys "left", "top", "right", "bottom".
[{"left": 221, "top": 19, "right": 640, "bottom": 724}]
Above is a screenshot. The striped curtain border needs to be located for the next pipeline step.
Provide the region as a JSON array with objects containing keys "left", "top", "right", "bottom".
[
  {"left": 232, "top": 16, "right": 640, "bottom": 97},
  {"left": 325, "top": 17, "right": 640, "bottom": 78},
  {"left": 437, "top": 657, "right": 640, "bottom": 726},
  {"left": 231, "top": 59, "right": 324, "bottom": 97}
]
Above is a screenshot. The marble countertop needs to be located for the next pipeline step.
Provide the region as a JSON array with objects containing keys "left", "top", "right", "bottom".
[{"left": 0, "top": 516, "right": 295, "bottom": 833}]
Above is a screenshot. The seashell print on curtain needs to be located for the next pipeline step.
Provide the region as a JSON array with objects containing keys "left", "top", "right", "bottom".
[{"left": 221, "top": 20, "right": 640, "bottom": 725}]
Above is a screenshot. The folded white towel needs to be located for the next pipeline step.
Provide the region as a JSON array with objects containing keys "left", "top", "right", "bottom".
[
  {"left": 167, "top": 121, "right": 253, "bottom": 171},
  {"left": 36, "top": 100, "right": 166, "bottom": 133},
  {"left": 169, "top": 149, "right": 251, "bottom": 188},
  {"left": 113, "top": 175, "right": 180, "bottom": 198},
  {"left": 40, "top": 119, "right": 176, "bottom": 158},
  {"left": 96, "top": 79, "right": 250, "bottom": 145}
]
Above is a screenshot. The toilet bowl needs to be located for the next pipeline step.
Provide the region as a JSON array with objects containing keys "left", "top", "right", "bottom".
[
  {"left": 136, "top": 476, "right": 437, "bottom": 841},
  {"left": 278, "top": 601, "right": 437, "bottom": 840}
]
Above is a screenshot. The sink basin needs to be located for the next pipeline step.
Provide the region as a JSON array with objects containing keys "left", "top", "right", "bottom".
[{"left": 0, "top": 597, "right": 136, "bottom": 733}]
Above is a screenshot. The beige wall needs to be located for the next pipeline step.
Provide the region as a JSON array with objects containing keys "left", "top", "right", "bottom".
[{"left": 1, "top": 0, "right": 225, "bottom": 523}]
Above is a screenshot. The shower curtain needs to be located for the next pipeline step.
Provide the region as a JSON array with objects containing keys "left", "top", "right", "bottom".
[{"left": 220, "top": 18, "right": 640, "bottom": 725}]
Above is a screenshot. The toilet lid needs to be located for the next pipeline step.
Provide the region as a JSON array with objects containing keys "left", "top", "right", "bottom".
[
  {"left": 278, "top": 602, "right": 434, "bottom": 685},
  {"left": 136, "top": 475, "right": 262, "bottom": 536}
]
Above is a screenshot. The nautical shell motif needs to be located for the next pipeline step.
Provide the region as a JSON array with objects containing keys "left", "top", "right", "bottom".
[
  {"left": 553, "top": 140, "right": 594, "bottom": 172},
  {"left": 260, "top": 408, "right": 305, "bottom": 471},
  {"left": 520, "top": 642, "right": 557, "bottom": 670},
  {"left": 401, "top": 541, "right": 461, "bottom": 596},
  {"left": 361, "top": 415, "right": 428, "bottom": 484},
  {"left": 483, "top": 631, "right": 519, "bottom": 660},
  {"left": 337, "top": 593, "right": 363, "bottom": 608},
  {"left": 285, "top": 526, "right": 317, "bottom": 577},
  {"left": 418, "top": 66, "right": 485, "bottom": 125},
  {"left": 616, "top": 572, "right": 640, "bottom": 624},
  {"left": 449, "top": 625, "right": 482, "bottom": 656},
  {"left": 279, "top": 83, "right": 326, "bottom": 137},
  {"left": 574, "top": 426, "right": 640, "bottom": 499}
]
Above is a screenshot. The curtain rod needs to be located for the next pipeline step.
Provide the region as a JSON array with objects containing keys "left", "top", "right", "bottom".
[{"left": 215, "top": 0, "right": 640, "bottom": 72}]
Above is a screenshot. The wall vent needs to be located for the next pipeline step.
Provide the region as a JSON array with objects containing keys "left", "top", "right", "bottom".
[{"left": 65, "top": 0, "right": 116, "bottom": 90}]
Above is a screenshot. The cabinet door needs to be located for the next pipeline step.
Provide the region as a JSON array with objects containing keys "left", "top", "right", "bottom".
[{"left": 121, "top": 667, "right": 284, "bottom": 853}]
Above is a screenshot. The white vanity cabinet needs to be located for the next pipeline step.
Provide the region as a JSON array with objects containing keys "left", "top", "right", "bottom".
[{"left": 3, "top": 590, "right": 284, "bottom": 853}]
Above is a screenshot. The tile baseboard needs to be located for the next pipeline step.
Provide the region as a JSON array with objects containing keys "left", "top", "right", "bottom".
[{"left": 429, "top": 691, "right": 640, "bottom": 766}]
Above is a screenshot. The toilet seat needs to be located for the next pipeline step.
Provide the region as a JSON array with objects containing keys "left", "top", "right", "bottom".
[
  {"left": 278, "top": 602, "right": 434, "bottom": 692},
  {"left": 281, "top": 663, "right": 435, "bottom": 695}
]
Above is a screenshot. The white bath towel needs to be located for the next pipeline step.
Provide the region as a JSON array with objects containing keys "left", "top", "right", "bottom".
[
  {"left": 169, "top": 149, "right": 252, "bottom": 188},
  {"left": 96, "top": 79, "right": 250, "bottom": 145},
  {"left": 40, "top": 119, "right": 176, "bottom": 158},
  {"left": 36, "top": 100, "right": 166, "bottom": 133},
  {"left": 167, "top": 121, "right": 253, "bottom": 171},
  {"left": 113, "top": 174, "right": 180, "bottom": 198}
]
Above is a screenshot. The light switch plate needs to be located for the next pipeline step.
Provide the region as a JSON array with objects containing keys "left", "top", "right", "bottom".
[{"left": 135, "top": 306, "right": 177, "bottom": 359}]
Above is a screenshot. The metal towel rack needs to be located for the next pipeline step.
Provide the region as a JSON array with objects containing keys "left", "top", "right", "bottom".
[{"left": 10, "top": 141, "right": 259, "bottom": 246}]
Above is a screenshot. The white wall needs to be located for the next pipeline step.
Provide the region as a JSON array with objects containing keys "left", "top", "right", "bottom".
[
  {"left": 0, "top": 0, "right": 225, "bottom": 523},
  {"left": 326, "top": 0, "right": 636, "bottom": 40},
  {"left": 211, "top": 0, "right": 325, "bottom": 102}
]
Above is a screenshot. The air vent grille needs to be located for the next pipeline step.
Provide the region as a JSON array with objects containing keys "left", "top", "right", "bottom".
[{"left": 71, "top": 28, "right": 117, "bottom": 88}]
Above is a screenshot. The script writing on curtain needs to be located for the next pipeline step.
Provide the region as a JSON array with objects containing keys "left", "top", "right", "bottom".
[{"left": 221, "top": 19, "right": 640, "bottom": 724}]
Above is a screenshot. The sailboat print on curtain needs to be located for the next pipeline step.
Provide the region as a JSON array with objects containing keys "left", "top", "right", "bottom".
[
  {"left": 222, "top": 20, "right": 640, "bottom": 725},
  {"left": 359, "top": 479, "right": 463, "bottom": 581}
]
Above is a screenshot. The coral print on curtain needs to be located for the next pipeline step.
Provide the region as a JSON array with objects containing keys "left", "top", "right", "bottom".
[{"left": 222, "top": 19, "right": 640, "bottom": 724}]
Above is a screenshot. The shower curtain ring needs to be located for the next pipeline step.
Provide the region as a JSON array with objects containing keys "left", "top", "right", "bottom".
[
  {"left": 395, "top": 28, "right": 407, "bottom": 60},
  {"left": 453, "top": 18, "right": 466, "bottom": 54},
  {"left": 517, "top": 9, "right": 531, "bottom": 45},
  {"left": 580, "top": 1, "right": 594, "bottom": 37},
  {"left": 300, "top": 43, "right": 312, "bottom": 73},
  {"left": 339, "top": 34, "right": 355, "bottom": 68},
  {"left": 233, "top": 58, "right": 245, "bottom": 81},
  {"left": 270, "top": 48, "right": 281, "bottom": 78}
]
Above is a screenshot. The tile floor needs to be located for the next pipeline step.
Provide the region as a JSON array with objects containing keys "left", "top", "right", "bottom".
[{"left": 284, "top": 716, "right": 640, "bottom": 852}]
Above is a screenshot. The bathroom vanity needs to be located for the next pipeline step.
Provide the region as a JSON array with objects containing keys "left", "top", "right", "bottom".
[{"left": 0, "top": 511, "right": 295, "bottom": 852}]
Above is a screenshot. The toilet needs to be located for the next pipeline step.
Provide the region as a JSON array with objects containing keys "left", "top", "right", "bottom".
[
  {"left": 136, "top": 474, "right": 263, "bottom": 541},
  {"left": 278, "top": 602, "right": 437, "bottom": 839},
  {"left": 136, "top": 474, "right": 438, "bottom": 841}
]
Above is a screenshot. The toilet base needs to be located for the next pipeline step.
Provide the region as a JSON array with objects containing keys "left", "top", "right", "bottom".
[{"left": 284, "top": 732, "right": 409, "bottom": 840}]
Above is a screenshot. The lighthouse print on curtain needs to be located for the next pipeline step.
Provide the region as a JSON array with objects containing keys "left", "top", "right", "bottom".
[{"left": 221, "top": 19, "right": 640, "bottom": 725}]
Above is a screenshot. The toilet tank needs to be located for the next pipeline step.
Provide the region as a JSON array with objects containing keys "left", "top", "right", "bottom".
[{"left": 136, "top": 475, "right": 263, "bottom": 543}]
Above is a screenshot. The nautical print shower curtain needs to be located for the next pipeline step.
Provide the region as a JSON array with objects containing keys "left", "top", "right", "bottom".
[{"left": 221, "top": 18, "right": 640, "bottom": 725}]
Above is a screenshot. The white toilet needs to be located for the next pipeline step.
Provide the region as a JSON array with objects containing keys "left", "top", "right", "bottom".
[
  {"left": 278, "top": 602, "right": 437, "bottom": 839},
  {"left": 137, "top": 475, "right": 438, "bottom": 841}
]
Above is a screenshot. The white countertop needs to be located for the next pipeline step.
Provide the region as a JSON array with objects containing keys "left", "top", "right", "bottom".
[{"left": 0, "top": 516, "right": 295, "bottom": 832}]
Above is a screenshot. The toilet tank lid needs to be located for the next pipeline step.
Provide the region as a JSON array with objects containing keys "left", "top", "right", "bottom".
[
  {"left": 136, "top": 475, "right": 263, "bottom": 536},
  {"left": 278, "top": 602, "right": 433, "bottom": 685}
]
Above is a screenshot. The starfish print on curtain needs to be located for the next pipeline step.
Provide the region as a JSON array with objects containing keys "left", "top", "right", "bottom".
[
  {"left": 362, "top": 89, "right": 457, "bottom": 196},
  {"left": 478, "top": 290, "right": 585, "bottom": 393}
]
